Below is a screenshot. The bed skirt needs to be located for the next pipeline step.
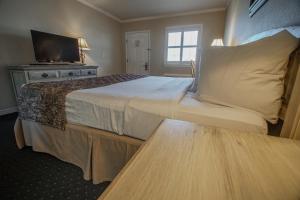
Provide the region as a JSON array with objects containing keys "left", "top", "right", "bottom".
[{"left": 14, "top": 118, "right": 143, "bottom": 184}]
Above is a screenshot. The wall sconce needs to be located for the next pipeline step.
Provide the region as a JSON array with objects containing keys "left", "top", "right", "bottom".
[
  {"left": 78, "top": 37, "right": 90, "bottom": 64},
  {"left": 211, "top": 38, "right": 224, "bottom": 46}
]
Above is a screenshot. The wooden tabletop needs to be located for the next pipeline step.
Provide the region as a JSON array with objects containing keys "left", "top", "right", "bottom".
[{"left": 99, "top": 119, "right": 300, "bottom": 200}]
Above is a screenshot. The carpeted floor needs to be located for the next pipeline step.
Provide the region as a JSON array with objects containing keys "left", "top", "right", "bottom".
[{"left": 0, "top": 113, "right": 110, "bottom": 200}]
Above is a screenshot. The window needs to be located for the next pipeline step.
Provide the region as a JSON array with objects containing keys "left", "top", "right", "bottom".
[{"left": 165, "top": 25, "right": 202, "bottom": 66}]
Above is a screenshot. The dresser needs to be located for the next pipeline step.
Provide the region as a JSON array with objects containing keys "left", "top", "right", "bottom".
[
  {"left": 99, "top": 119, "right": 300, "bottom": 200},
  {"left": 8, "top": 65, "right": 99, "bottom": 99}
]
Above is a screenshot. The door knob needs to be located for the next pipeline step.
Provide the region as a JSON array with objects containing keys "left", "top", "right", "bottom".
[{"left": 144, "top": 62, "right": 149, "bottom": 71}]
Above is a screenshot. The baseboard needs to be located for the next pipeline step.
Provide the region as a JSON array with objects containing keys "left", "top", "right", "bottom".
[{"left": 0, "top": 106, "right": 18, "bottom": 116}]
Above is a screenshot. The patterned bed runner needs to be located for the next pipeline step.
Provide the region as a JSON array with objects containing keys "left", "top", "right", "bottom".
[{"left": 18, "top": 74, "right": 147, "bottom": 130}]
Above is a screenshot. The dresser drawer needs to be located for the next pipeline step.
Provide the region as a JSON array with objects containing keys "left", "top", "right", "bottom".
[
  {"left": 81, "top": 69, "right": 97, "bottom": 76},
  {"left": 28, "top": 70, "right": 58, "bottom": 80},
  {"left": 60, "top": 70, "right": 81, "bottom": 78}
]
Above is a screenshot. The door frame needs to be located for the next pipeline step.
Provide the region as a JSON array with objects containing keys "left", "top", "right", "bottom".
[{"left": 125, "top": 30, "right": 151, "bottom": 74}]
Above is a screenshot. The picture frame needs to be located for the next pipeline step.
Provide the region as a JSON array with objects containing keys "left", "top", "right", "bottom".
[{"left": 249, "top": 0, "right": 268, "bottom": 17}]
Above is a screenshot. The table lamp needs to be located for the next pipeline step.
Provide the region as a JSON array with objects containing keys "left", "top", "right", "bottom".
[{"left": 78, "top": 37, "right": 90, "bottom": 64}]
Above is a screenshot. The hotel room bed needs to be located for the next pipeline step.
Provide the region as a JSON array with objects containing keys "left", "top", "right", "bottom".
[{"left": 15, "top": 75, "right": 267, "bottom": 184}]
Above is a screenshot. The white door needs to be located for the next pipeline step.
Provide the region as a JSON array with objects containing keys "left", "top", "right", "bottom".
[{"left": 126, "top": 31, "right": 150, "bottom": 75}]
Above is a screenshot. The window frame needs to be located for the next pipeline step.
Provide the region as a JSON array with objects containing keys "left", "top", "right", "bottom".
[{"left": 164, "top": 24, "right": 202, "bottom": 67}]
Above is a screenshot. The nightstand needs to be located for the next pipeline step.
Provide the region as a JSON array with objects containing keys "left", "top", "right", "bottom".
[{"left": 99, "top": 119, "right": 300, "bottom": 200}]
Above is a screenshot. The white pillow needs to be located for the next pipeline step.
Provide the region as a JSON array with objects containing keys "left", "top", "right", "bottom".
[{"left": 196, "top": 31, "right": 299, "bottom": 123}]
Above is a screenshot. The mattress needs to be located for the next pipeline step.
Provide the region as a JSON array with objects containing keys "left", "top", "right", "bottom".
[{"left": 66, "top": 76, "right": 267, "bottom": 140}]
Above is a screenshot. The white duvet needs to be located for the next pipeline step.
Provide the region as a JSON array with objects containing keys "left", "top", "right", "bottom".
[
  {"left": 66, "top": 76, "right": 267, "bottom": 140},
  {"left": 66, "top": 76, "right": 193, "bottom": 139}
]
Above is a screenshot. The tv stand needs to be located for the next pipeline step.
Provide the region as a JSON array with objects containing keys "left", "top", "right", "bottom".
[
  {"left": 8, "top": 64, "right": 99, "bottom": 99},
  {"left": 30, "top": 62, "right": 85, "bottom": 66}
]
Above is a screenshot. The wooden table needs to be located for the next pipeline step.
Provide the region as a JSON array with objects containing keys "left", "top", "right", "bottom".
[{"left": 99, "top": 119, "right": 300, "bottom": 200}]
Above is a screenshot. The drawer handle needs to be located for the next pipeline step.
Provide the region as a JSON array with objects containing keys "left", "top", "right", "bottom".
[
  {"left": 41, "top": 73, "right": 48, "bottom": 78},
  {"left": 88, "top": 71, "right": 92, "bottom": 75},
  {"left": 68, "top": 72, "right": 74, "bottom": 76}
]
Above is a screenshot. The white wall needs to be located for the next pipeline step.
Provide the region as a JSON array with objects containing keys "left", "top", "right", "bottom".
[
  {"left": 0, "top": 0, "right": 123, "bottom": 113},
  {"left": 224, "top": 0, "right": 300, "bottom": 45}
]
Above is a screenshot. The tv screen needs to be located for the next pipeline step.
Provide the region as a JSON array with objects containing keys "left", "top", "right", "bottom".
[{"left": 31, "top": 30, "right": 80, "bottom": 63}]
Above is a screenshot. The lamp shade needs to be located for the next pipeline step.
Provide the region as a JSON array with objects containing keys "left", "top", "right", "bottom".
[
  {"left": 211, "top": 38, "right": 224, "bottom": 46},
  {"left": 78, "top": 37, "right": 90, "bottom": 50}
]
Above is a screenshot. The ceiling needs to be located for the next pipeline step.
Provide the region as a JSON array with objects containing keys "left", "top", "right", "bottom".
[{"left": 79, "top": 0, "right": 229, "bottom": 21}]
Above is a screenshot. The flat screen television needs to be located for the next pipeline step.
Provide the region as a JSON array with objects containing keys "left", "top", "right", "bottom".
[{"left": 31, "top": 30, "right": 80, "bottom": 63}]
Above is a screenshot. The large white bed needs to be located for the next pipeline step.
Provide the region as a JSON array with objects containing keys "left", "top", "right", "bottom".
[{"left": 66, "top": 76, "right": 267, "bottom": 140}]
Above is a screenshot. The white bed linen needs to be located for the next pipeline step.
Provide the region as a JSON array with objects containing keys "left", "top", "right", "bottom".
[
  {"left": 66, "top": 76, "right": 267, "bottom": 140},
  {"left": 66, "top": 76, "right": 193, "bottom": 140},
  {"left": 175, "top": 93, "right": 268, "bottom": 134},
  {"left": 124, "top": 93, "right": 267, "bottom": 138}
]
